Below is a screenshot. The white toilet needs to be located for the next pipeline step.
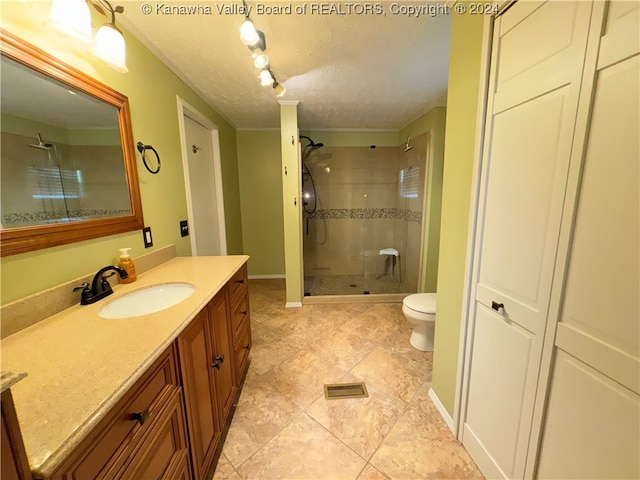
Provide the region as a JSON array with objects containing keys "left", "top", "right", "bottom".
[{"left": 402, "top": 293, "right": 436, "bottom": 351}]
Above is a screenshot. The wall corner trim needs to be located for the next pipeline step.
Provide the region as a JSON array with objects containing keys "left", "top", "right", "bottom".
[
  {"left": 285, "top": 301, "right": 303, "bottom": 308},
  {"left": 428, "top": 387, "right": 455, "bottom": 433}
]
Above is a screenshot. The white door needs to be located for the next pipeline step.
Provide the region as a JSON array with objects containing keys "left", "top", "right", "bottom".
[
  {"left": 461, "top": 2, "right": 594, "bottom": 478},
  {"left": 183, "top": 115, "right": 224, "bottom": 256},
  {"left": 534, "top": 2, "right": 640, "bottom": 478}
]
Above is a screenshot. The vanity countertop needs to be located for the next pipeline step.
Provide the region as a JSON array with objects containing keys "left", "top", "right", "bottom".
[{"left": 0, "top": 255, "right": 249, "bottom": 477}]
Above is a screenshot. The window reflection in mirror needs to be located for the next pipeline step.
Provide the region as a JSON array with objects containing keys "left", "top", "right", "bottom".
[{"left": 0, "top": 55, "right": 131, "bottom": 229}]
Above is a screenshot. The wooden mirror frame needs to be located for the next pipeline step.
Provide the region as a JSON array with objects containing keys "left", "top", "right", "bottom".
[{"left": 0, "top": 30, "right": 144, "bottom": 257}]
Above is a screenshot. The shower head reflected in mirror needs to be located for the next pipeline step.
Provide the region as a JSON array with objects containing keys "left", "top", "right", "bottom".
[
  {"left": 28, "top": 133, "right": 54, "bottom": 151},
  {"left": 404, "top": 136, "right": 414, "bottom": 152}
]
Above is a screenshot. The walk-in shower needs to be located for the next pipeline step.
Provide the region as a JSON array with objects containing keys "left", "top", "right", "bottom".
[{"left": 302, "top": 133, "right": 431, "bottom": 297}]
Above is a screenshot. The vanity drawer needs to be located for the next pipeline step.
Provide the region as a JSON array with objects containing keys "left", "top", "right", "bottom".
[
  {"left": 230, "top": 292, "right": 250, "bottom": 343},
  {"left": 119, "top": 389, "right": 190, "bottom": 480},
  {"left": 234, "top": 323, "right": 252, "bottom": 383},
  {"left": 228, "top": 264, "right": 248, "bottom": 303},
  {"left": 51, "top": 347, "right": 179, "bottom": 480}
]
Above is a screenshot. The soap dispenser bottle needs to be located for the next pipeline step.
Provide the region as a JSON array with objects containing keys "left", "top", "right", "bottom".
[{"left": 117, "top": 248, "right": 137, "bottom": 284}]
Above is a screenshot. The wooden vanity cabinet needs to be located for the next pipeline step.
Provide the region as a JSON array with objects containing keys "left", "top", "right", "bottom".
[
  {"left": 178, "top": 285, "right": 238, "bottom": 480},
  {"left": 9, "top": 262, "right": 252, "bottom": 480},
  {"left": 49, "top": 346, "right": 189, "bottom": 480}
]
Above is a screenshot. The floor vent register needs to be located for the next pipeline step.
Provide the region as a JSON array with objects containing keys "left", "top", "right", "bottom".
[{"left": 324, "top": 382, "right": 369, "bottom": 400}]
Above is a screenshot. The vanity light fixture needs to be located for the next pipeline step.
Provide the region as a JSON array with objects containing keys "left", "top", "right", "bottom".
[
  {"left": 49, "top": 0, "right": 92, "bottom": 42},
  {"left": 49, "top": 0, "right": 128, "bottom": 73},
  {"left": 92, "top": 1, "right": 128, "bottom": 72}
]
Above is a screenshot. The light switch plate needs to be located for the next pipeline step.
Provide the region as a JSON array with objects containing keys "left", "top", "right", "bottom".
[
  {"left": 142, "top": 226, "right": 153, "bottom": 248},
  {"left": 179, "top": 220, "right": 189, "bottom": 237}
]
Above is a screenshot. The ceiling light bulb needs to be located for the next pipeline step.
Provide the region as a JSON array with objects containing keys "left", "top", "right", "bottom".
[
  {"left": 93, "top": 24, "right": 129, "bottom": 73},
  {"left": 49, "top": 0, "right": 92, "bottom": 43},
  {"left": 252, "top": 49, "right": 269, "bottom": 69},
  {"left": 273, "top": 82, "right": 286, "bottom": 97},
  {"left": 260, "top": 69, "right": 274, "bottom": 86},
  {"left": 240, "top": 19, "right": 260, "bottom": 46}
]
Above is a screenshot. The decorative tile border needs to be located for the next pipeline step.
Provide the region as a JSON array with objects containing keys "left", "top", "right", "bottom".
[
  {"left": 3, "top": 209, "right": 132, "bottom": 225},
  {"left": 307, "top": 208, "right": 422, "bottom": 223}
]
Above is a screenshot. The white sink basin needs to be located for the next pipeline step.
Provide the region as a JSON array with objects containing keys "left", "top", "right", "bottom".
[{"left": 98, "top": 282, "right": 195, "bottom": 319}]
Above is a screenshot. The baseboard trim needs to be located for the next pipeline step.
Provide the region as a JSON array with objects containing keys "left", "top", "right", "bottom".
[
  {"left": 248, "top": 274, "right": 285, "bottom": 279},
  {"left": 428, "top": 387, "right": 455, "bottom": 432},
  {"left": 303, "top": 294, "right": 404, "bottom": 304},
  {"left": 285, "top": 302, "right": 302, "bottom": 308}
]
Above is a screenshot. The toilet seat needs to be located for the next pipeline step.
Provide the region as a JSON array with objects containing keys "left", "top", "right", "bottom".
[
  {"left": 403, "top": 293, "right": 436, "bottom": 318},
  {"left": 402, "top": 293, "right": 437, "bottom": 352}
]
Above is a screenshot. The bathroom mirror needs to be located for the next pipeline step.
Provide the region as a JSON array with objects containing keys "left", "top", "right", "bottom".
[{"left": 0, "top": 30, "right": 143, "bottom": 256}]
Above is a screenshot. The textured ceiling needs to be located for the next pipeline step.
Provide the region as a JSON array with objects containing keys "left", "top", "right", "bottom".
[{"left": 121, "top": 1, "right": 451, "bottom": 129}]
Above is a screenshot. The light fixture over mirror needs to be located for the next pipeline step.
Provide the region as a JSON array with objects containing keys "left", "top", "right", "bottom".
[
  {"left": 0, "top": 29, "right": 143, "bottom": 257},
  {"left": 49, "top": 0, "right": 128, "bottom": 73}
]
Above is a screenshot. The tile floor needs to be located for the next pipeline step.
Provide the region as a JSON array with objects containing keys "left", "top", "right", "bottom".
[{"left": 216, "top": 279, "right": 483, "bottom": 480}]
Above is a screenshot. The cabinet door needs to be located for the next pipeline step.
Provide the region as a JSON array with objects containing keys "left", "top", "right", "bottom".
[
  {"left": 210, "top": 288, "right": 236, "bottom": 421},
  {"left": 177, "top": 309, "right": 220, "bottom": 480}
]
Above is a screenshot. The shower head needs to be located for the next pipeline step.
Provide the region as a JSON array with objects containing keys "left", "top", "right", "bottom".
[
  {"left": 300, "top": 135, "right": 324, "bottom": 149},
  {"left": 300, "top": 135, "right": 316, "bottom": 146},
  {"left": 28, "top": 133, "right": 54, "bottom": 151},
  {"left": 404, "top": 136, "right": 414, "bottom": 153}
]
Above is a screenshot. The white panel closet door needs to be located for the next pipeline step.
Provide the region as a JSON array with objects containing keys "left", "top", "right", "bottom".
[
  {"left": 461, "top": 2, "right": 594, "bottom": 479},
  {"left": 535, "top": 2, "right": 640, "bottom": 478}
]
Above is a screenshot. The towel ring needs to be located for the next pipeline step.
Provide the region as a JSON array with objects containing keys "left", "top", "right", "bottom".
[{"left": 136, "top": 142, "right": 161, "bottom": 174}]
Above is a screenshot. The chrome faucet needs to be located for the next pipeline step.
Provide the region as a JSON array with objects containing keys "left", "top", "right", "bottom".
[{"left": 73, "top": 266, "right": 128, "bottom": 305}]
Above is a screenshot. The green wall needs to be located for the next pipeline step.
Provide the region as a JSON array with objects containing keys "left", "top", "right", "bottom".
[
  {"left": 400, "top": 107, "right": 447, "bottom": 293},
  {"left": 236, "top": 130, "right": 285, "bottom": 276},
  {"left": 431, "top": 10, "right": 486, "bottom": 416},
  {"left": 0, "top": 2, "right": 243, "bottom": 304}
]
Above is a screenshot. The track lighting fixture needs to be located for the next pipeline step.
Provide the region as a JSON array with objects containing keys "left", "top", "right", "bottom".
[
  {"left": 273, "top": 82, "right": 286, "bottom": 98},
  {"left": 260, "top": 68, "right": 274, "bottom": 86},
  {"left": 239, "top": 0, "right": 285, "bottom": 97},
  {"left": 49, "top": 0, "right": 128, "bottom": 72},
  {"left": 239, "top": 18, "right": 260, "bottom": 46},
  {"left": 252, "top": 48, "right": 269, "bottom": 69}
]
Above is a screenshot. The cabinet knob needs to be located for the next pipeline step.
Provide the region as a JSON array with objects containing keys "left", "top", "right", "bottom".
[
  {"left": 491, "top": 301, "right": 505, "bottom": 312},
  {"left": 212, "top": 355, "right": 225, "bottom": 369},
  {"left": 241, "top": 311, "right": 248, "bottom": 315},
  {"left": 129, "top": 406, "right": 150, "bottom": 426},
  {"left": 243, "top": 344, "right": 250, "bottom": 350},
  {"left": 235, "top": 279, "right": 245, "bottom": 285}
]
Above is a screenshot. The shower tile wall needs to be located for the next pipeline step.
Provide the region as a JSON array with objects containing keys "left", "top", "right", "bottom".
[
  {"left": 1, "top": 131, "right": 130, "bottom": 227},
  {"left": 303, "top": 133, "right": 428, "bottom": 295}
]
